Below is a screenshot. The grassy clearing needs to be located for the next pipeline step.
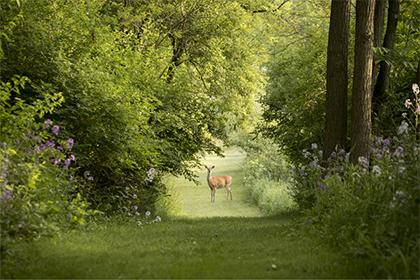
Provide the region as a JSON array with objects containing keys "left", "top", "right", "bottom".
[
  {"left": 163, "top": 147, "right": 261, "bottom": 218},
  {"left": 3, "top": 215, "right": 370, "bottom": 279},
  {"left": 1, "top": 147, "right": 373, "bottom": 279}
]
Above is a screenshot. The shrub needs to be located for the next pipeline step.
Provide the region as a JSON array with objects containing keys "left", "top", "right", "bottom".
[
  {"left": 0, "top": 77, "right": 92, "bottom": 256},
  {"left": 294, "top": 84, "right": 420, "bottom": 278},
  {"left": 241, "top": 136, "right": 296, "bottom": 215}
]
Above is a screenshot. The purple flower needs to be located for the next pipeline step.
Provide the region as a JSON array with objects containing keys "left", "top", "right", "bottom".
[
  {"left": 52, "top": 125, "right": 60, "bottom": 136},
  {"left": 318, "top": 182, "right": 327, "bottom": 190},
  {"left": 45, "top": 140, "right": 55, "bottom": 148},
  {"left": 148, "top": 168, "right": 156, "bottom": 175},
  {"left": 57, "top": 145, "right": 64, "bottom": 152},
  {"left": 383, "top": 138, "right": 391, "bottom": 147},
  {"left": 1, "top": 189, "right": 13, "bottom": 201},
  {"left": 45, "top": 119, "right": 52, "bottom": 129},
  {"left": 37, "top": 143, "right": 48, "bottom": 152},
  {"left": 67, "top": 138, "right": 74, "bottom": 150},
  {"left": 64, "top": 158, "right": 71, "bottom": 168}
]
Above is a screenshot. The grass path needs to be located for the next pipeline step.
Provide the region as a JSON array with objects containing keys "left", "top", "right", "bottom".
[
  {"left": 2, "top": 148, "right": 371, "bottom": 278},
  {"left": 165, "top": 147, "right": 261, "bottom": 217}
]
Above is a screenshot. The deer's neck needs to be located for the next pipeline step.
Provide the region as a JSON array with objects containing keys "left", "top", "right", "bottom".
[{"left": 207, "top": 171, "right": 212, "bottom": 184}]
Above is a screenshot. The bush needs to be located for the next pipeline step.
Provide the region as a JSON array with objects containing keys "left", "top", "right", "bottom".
[
  {"left": 0, "top": 77, "right": 92, "bottom": 256},
  {"left": 294, "top": 84, "right": 420, "bottom": 278},
  {"left": 241, "top": 135, "right": 296, "bottom": 215}
]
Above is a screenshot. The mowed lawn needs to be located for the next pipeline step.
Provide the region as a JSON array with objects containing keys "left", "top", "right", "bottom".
[
  {"left": 165, "top": 147, "right": 261, "bottom": 218},
  {"left": 3, "top": 216, "right": 370, "bottom": 279},
  {"left": 1, "top": 148, "right": 372, "bottom": 279}
]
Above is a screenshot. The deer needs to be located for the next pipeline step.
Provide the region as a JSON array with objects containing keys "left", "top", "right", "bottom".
[{"left": 204, "top": 165, "right": 232, "bottom": 203}]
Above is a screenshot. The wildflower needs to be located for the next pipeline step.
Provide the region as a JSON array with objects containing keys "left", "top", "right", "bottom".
[
  {"left": 302, "top": 149, "right": 310, "bottom": 159},
  {"left": 393, "top": 146, "right": 404, "bottom": 158},
  {"left": 383, "top": 138, "right": 391, "bottom": 147},
  {"left": 155, "top": 216, "right": 162, "bottom": 222},
  {"left": 64, "top": 158, "right": 71, "bottom": 168},
  {"left": 308, "top": 160, "right": 319, "bottom": 169},
  {"left": 57, "top": 145, "right": 64, "bottom": 152},
  {"left": 69, "top": 154, "right": 76, "bottom": 161},
  {"left": 132, "top": 194, "right": 137, "bottom": 199},
  {"left": 298, "top": 167, "right": 306, "bottom": 176},
  {"left": 1, "top": 189, "right": 13, "bottom": 201},
  {"left": 402, "top": 112, "right": 407, "bottom": 118},
  {"left": 52, "top": 125, "right": 60, "bottom": 136},
  {"left": 416, "top": 106, "right": 420, "bottom": 115},
  {"left": 329, "top": 151, "right": 337, "bottom": 160},
  {"left": 45, "top": 119, "right": 52, "bottom": 129},
  {"left": 53, "top": 158, "right": 61, "bottom": 165},
  {"left": 318, "top": 182, "right": 327, "bottom": 190},
  {"left": 393, "top": 190, "right": 407, "bottom": 204},
  {"left": 397, "top": 121, "right": 409, "bottom": 135},
  {"left": 45, "top": 140, "right": 55, "bottom": 148},
  {"left": 311, "top": 143, "right": 318, "bottom": 150},
  {"left": 404, "top": 99, "right": 412, "bottom": 108},
  {"left": 398, "top": 166, "right": 406, "bottom": 174},
  {"left": 358, "top": 156, "right": 369, "bottom": 170},
  {"left": 145, "top": 211, "right": 151, "bottom": 217},
  {"left": 372, "top": 165, "right": 381, "bottom": 175},
  {"left": 67, "top": 138, "right": 74, "bottom": 150},
  {"left": 337, "top": 149, "right": 346, "bottom": 158},
  {"left": 132, "top": 205, "right": 138, "bottom": 211},
  {"left": 413, "top": 83, "right": 420, "bottom": 95},
  {"left": 137, "top": 221, "right": 143, "bottom": 226},
  {"left": 148, "top": 168, "right": 156, "bottom": 175}
]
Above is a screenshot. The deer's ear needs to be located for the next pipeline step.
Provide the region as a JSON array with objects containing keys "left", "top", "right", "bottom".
[{"left": 211, "top": 165, "right": 215, "bottom": 169}]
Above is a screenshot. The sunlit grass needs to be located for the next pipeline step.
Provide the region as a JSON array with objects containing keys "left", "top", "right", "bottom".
[
  {"left": 163, "top": 147, "right": 261, "bottom": 218},
  {"left": 1, "top": 147, "right": 374, "bottom": 279},
  {"left": 3, "top": 215, "right": 371, "bottom": 279}
]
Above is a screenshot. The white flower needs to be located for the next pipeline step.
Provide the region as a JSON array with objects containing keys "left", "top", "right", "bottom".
[
  {"left": 132, "top": 194, "right": 137, "bottom": 199},
  {"left": 145, "top": 211, "right": 151, "bottom": 217},
  {"left": 416, "top": 106, "right": 420, "bottom": 115},
  {"left": 311, "top": 143, "right": 318, "bottom": 150},
  {"left": 397, "top": 121, "right": 409, "bottom": 135},
  {"left": 358, "top": 156, "right": 369, "bottom": 170},
  {"left": 372, "top": 165, "right": 381, "bottom": 175},
  {"left": 155, "top": 216, "right": 162, "bottom": 222},
  {"left": 404, "top": 99, "right": 412, "bottom": 108},
  {"left": 402, "top": 112, "right": 407, "bottom": 118},
  {"left": 413, "top": 83, "right": 419, "bottom": 95}
]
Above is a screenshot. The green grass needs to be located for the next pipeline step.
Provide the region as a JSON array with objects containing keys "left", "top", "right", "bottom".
[
  {"left": 3, "top": 216, "right": 370, "bottom": 279},
  {"left": 1, "top": 147, "right": 373, "bottom": 279},
  {"left": 164, "top": 147, "right": 261, "bottom": 218}
]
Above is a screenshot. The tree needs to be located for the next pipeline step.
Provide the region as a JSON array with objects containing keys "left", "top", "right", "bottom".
[
  {"left": 324, "top": 0, "right": 350, "bottom": 160},
  {"left": 372, "top": 0, "right": 387, "bottom": 90},
  {"left": 350, "top": 0, "right": 375, "bottom": 163},
  {"left": 372, "top": 0, "right": 400, "bottom": 116}
]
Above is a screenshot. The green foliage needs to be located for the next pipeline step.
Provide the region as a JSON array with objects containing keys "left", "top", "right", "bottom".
[
  {"left": 0, "top": 77, "right": 92, "bottom": 255},
  {"left": 240, "top": 135, "right": 296, "bottom": 215},
  {"left": 261, "top": 1, "right": 328, "bottom": 164},
  {"left": 295, "top": 94, "right": 420, "bottom": 278},
  {"left": 0, "top": 0, "right": 265, "bottom": 214}
]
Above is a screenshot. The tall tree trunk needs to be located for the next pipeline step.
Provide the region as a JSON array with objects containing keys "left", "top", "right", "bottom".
[
  {"left": 324, "top": 0, "right": 350, "bottom": 160},
  {"left": 350, "top": 0, "right": 375, "bottom": 163},
  {"left": 371, "top": 0, "right": 387, "bottom": 92},
  {"left": 372, "top": 0, "right": 400, "bottom": 115}
]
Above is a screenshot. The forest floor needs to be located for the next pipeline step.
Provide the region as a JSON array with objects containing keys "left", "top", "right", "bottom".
[{"left": 2, "top": 149, "right": 371, "bottom": 279}]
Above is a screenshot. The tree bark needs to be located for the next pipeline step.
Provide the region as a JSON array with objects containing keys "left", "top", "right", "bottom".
[
  {"left": 324, "top": 0, "right": 350, "bottom": 160},
  {"left": 372, "top": 0, "right": 400, "bottom": 116},
  {"left": 350, "top": 0, "right": 375, "bottom": 163},
  {"left": 371, "top": 0, "right": 387, "bottom": 92}
]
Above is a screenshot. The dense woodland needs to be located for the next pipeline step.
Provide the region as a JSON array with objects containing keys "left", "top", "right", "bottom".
[{"left": 1, "top": 0, "right": 419, "bottom": 278}]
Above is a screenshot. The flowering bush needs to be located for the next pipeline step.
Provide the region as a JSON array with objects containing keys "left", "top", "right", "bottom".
[
  {"left": 292, "top": 84, "right": 420, "bottom": 278},
  {"left": 0, "top": 77, "right": 92, "bottom": 255}
]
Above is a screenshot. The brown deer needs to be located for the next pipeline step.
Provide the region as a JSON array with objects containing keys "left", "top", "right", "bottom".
[{"left": 204, "top": 165, "right": 232, "bottom": 203}]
